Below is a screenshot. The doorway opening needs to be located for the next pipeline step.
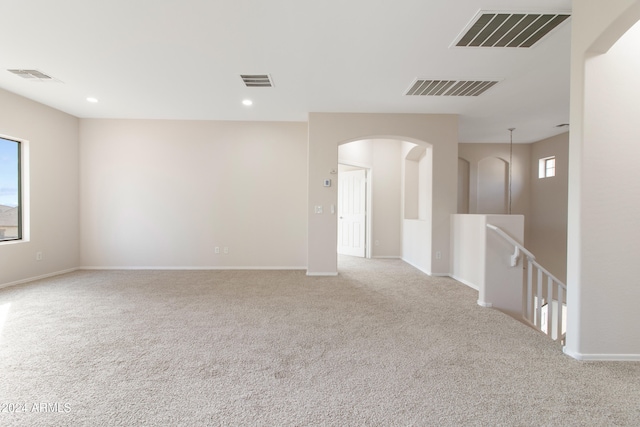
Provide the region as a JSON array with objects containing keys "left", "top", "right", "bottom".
[
  {"left": 336, "top": 137, "right": 434, "bottom": 274},
  {"left": 337, "top": 164, "right": 369, "bottom": 258}
]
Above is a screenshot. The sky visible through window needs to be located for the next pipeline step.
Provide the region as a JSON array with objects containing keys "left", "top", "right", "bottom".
[{"left": 0, "top": 137, "right": 19, "bottom": 207}]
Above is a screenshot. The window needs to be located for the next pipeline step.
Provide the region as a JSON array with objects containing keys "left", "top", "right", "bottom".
[
  {"left": 538, "top": 156, "right": 556, "bottom": 178},
  {"left": 0, "top": 137, "right": 21, "bottom": 241}
]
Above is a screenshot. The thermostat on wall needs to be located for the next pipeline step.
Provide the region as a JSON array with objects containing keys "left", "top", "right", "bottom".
[{"left": 323, "top": 179, "right": 331, "bottom": 187}]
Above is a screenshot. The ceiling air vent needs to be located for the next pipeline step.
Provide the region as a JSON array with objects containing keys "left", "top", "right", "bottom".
[
  {"left": 240, "top": 74, "right": 273, "bottom": 87},
  {"left": 405, "top": 79, "right": 498, "bottom": 97},
  {"left": 455, "top": 11, "right": 570, "bottom": 48},
  {"left": 7, "top": 69, "right": 60, "bottom": 82}
]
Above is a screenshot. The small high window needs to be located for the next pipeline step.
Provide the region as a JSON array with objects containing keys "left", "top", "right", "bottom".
[
  {"left": 538, "top": 156, "right": 556, "bottom": 179},
  {"left": 0, "top": 137, "right": 22, "bottom": 242}
]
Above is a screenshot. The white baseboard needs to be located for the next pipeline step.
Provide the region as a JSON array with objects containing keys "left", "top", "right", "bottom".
[
  {"left": 306, "top": 272, "right": 339, "bottom": 277},
  {"left": 400, "top": 257, "right": 452, "bottom": 277},
  {"left": 371, "top": 256, "right": 401, "bottom": 259},
  {"left": 477, "top": 300, "right": 493, "bottom": 308},
  {"left": 81, "top": 266, "right": 307, "bottom": 271},
  {"left": 449, "top": 275, "right": 479, "bottom": 291},
  {"left": 400, "top": 258, "right": 432, "bottom": 276},
  {"left": 563, "top": 347, "right": 640, "bottom": 361},
  {"left": 0, "top": 268, "right": 79, "bottom": 290}
]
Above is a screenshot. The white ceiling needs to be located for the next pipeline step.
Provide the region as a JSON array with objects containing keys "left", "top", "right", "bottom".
[{"left": 0, "top": 0, "right": 571, "bottom": 143}]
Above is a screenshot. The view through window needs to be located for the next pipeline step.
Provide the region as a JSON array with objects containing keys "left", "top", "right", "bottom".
[
  {"left": 538, "top": 156, "right": 556, "bottom": 179},
  {"left": 0, "top": 137, "right": 21, "bottom": 241}
]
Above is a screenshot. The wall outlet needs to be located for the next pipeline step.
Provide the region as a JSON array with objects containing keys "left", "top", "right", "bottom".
[
  {"left": 435, "top": 251, "right": 442, "bottom": 260},
  {"left": 223, "top": 247, "right": 229, "bottom": 254},
  {"left": 36, "top": 251, "right": 43, "bottom": 261},
  {"left": 215, "top": 247, "right": 220, "bottom": 254}
]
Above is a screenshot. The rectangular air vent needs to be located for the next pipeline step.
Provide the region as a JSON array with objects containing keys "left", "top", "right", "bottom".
[
  {"left": 240, "top": 74, "right": 273, "bottom": 87},
  {"left": 455, "top": 12, "right": 570, "bottom": 48},
  {"left": 7, "top": 69, "right": 59, "bottom": 82},
  {"left": 405, "top": 80, "right": 498, "bottom": 97}
]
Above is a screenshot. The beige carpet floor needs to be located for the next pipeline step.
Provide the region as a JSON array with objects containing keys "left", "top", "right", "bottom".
[{"left": 0, "top": 256, "right": 639, "bottom": 426}]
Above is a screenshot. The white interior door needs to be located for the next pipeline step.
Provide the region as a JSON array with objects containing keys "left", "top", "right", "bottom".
[{"left": 338, "top": 169, "right": 366, "bottom": 257}]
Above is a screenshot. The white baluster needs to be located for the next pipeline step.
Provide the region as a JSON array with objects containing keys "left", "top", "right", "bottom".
[
  {"left": 536, "top": 269, "right": 543, "bottom": 329},
  {"left": 546, "top": 276, "right": 553, "bottom": 336},
  {"left": 486, "top": 224, "right": 568, "bottom": 344},
  {"left": 557, "top": 285, "right": 564, "bottom": 343},
  {"left": 527, "top": 259, "right": 533, "bottom": 323}
]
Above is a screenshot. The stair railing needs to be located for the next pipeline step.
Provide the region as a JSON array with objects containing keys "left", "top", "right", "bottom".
[{"left": 486, "top": 224, "right": 567, "bottom": 343}]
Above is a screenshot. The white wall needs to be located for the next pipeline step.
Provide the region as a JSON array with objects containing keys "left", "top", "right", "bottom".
[
  {"left": 451, "top": 214, "right": 524, "bottom": 319},
  {"left": 0, "top": 88, "right": 79, "bottom": 287},
  {"left": 483, "top": 214, "right": 525, "bottom": 319},
  {"left": 79, "top": 119, "right": 308, "bottom": 269},
  {"left": 566, "top": 0, "right": 640, "bottom": 360},
  {"left": 477, "top": 157, "right": 508, "bottom": 214},
  {"left": 418, "top": 148, "right": 431, "bottom": 221},
  {"left": 338, "top": 139, "right": 373, "bottom": 166},
  {"left": 450, "top": 214, "right": 485, "bottom": 291},
  {"left": 529, "top": 132, "right": 569, "bottom": 283},
  {"left": 457, "top": 158, "right": 470, "bottom": 214},
  {"left": 401, "top": 141, "right": 433, "bottom": 274},
  {"left": 458, "top": 143, "right": 531, "bottom": 244},
  {"left": 371, "top": 140, "right": 401, "bottom": 257},
  {"left": 403, "top": 144, "right": 420, "bottom": 219}
]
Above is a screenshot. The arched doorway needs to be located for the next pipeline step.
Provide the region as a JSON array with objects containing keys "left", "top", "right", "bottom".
[
  {"left": 307, "top": 113, "right": 458, "bottom": 277},
  {"left": 336, "top": 138, "right": 434, "bottom": 271}
]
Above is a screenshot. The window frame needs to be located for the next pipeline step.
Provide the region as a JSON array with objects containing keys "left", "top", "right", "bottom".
[
  {"left": 0, "top": 135, "right": 26, "bottom": 243},
  {"left": 538, "top": 156, "right": 556, "bottom": 179}
]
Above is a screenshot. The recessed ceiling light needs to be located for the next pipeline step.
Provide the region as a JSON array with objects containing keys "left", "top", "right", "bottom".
[
  {"left": 242, "top": 99, "right": 253, "bottom": 106},
  {"left": 86, "top": 97, "right": 98, "bottom": 103}
]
